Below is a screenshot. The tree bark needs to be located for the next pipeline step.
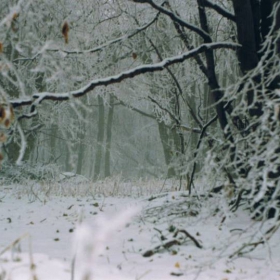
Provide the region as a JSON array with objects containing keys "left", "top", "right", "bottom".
[{"left": 232, "top": 0, "right": 259, "bottom": 73}]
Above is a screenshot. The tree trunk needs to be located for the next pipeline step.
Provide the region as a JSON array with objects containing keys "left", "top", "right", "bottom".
[
  {"left": 93, "top": 95, "right": 105, "bottom": 180},
  {"left": 75, "top": 98, "right": 87, "bottom": 175},
  {"left": 104, "top": 94, "right": 114, "bottom": 178},
  {"left": 157, "top": 121, "right": 176, "bottom": 178},
  {"left": 76, "top": 124, "right": 86, "bottom": 175},
  {"left": 232, "top": 0, "right": 259, "bottom": 73}
]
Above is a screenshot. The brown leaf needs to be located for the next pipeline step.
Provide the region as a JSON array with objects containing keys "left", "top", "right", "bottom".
[
  {"left": 11, "top": 13, "right": 19, "bottom": 32},
  {"left": 62, "top": 21, "right": 69, "bottom": 44},
  {"left": 12, "top": 13, "right": 19, "bottom": 20}
]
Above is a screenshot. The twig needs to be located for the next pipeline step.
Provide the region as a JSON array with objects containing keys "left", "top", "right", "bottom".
[
  {"left": 229, "top": 240, "right": 264, "bottom": 259},
  {"left": 0, "top": 233, "right": 29, "bottom": 256},
  {"left": 136, "top": 270, "right": 152, "bottom": 280},
  {"left": 230, "top": 188, "right": 247, "bottom": 212}
]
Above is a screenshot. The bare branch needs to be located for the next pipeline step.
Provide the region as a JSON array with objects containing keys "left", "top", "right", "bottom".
[
  {"left": 49, "top": 13, "right": 159, "bottom": 55},
  {"left": 148, "top": 37, "right": 204, "bottom": 128},
  {"left": 148, "top": 95, "right": 179, "bottom": 123},
  {"left": 132, "top": 0, "right": 211, "bottom": 41},
  {"left": 116, "top": 97, "right": 155, "bottom": 119},
  {"left": 204, "top": 0, "right": 236, "bottom": 22}
]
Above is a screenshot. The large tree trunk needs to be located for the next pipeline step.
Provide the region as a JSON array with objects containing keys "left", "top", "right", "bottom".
[
  {"left": 232, "top": 0, "right": 259, "bottom": 73},
  {"left": 230, "top": 0, "right": 280, "bottom": 218}
]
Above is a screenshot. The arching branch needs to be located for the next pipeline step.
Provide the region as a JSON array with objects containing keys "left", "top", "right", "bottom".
[
  {"left": 9, "top": 42, "right": 239, "bottom": 124},
  {"left": 31, "top": 42, "right": 239, "bottom": 102}
]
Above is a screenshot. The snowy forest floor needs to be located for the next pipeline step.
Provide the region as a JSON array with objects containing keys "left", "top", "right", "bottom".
[{"left": 0, "top": 178, "right": 280, "bottom": 280}]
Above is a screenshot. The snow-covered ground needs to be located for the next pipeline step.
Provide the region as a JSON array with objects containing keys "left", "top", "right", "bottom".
[{"left": 0, "top": 180, "right": 280, "bottom": 280}]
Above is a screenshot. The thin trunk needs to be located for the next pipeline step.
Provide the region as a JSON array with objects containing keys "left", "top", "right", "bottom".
[
  {"left": 104, "top": 94, "right": 115, "bottom": 178},
  {"left": 157, "top": 121, "right": 176, "bottom": 178},
  {"left": 49, "top": 124, "right": 58, "bottom": 161},
  {"left": 93, "top": 96, "right": 105, "bottom": 180},
  {"left": 76, "top": 98, "right": 87, "bottom": 175},
  {"left": 76, "top": 126, "right": 85, "bottom": 175}
]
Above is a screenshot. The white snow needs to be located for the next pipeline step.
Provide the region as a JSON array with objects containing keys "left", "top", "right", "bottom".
[{"left": 0, "top": 180, "right": 280, "bottom": 280}]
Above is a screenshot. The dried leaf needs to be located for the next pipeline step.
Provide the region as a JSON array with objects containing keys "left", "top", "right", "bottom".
[
  {"left": 62, "top": 21, "right": 69, "bottom": 44},
  {"left": 12, "top": 13, "right": 19, "bottom": 20},
  {"left": 11, "top": 13, "right": 19, "bottom": 32}
]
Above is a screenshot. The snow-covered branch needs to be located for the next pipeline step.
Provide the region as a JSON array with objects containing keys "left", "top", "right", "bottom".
[
  {"left": 10, "top": 98, "right": 33, "bottom": 108},
  {"left": 30, "top": 42, "right": 239, "bottom": 104}
]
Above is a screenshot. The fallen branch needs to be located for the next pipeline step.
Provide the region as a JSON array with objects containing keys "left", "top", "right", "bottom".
[
  {"left": 174, "top": 229, "right": 203, "bottom": 249},
  {"left": 142, "top": 227, "right": 203, "bottom": 257}
]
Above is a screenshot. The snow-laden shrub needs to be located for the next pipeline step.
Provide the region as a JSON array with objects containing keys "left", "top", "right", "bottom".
[{"left": 0, "top": 162, "right": 60, "bottom": 185}]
